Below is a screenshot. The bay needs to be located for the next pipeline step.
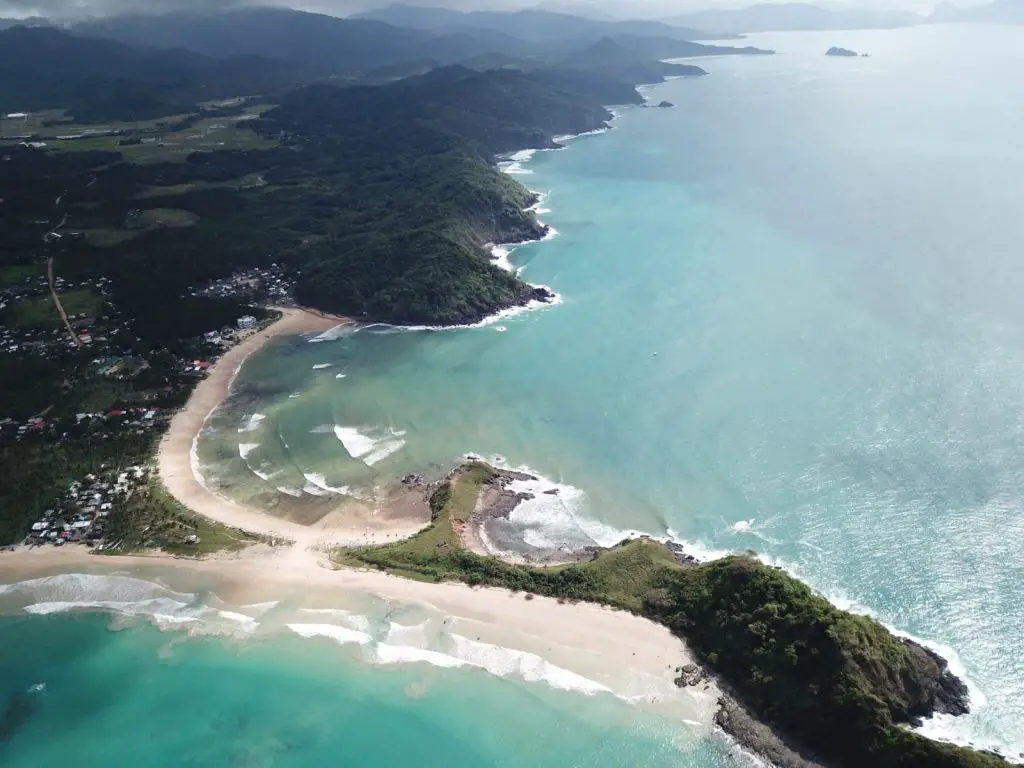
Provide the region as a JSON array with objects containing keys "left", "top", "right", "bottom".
[{"left": 192, "top": 23, "right": 1024, "bottom": 760}]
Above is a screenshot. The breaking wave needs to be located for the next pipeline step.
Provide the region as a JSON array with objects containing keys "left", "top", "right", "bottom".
[
  {"left": 238, "top": 443, "right": 260, "bottom": 460},
  {"left": 0, "top": 574, "right": 259, "bottom": 635},
  {"left": 306, "top": 324, "right": 353, "bottom": 343},
  {"left": 333, "top": 426, "right": 407, "bottom": 466},
  {"left": 237, "top": 414, "right": 266, "bottom": 433}
]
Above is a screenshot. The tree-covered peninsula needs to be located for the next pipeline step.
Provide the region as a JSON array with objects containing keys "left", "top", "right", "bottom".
[{"left": 339, "top": 463, "right": 1006, "bottom": 768}]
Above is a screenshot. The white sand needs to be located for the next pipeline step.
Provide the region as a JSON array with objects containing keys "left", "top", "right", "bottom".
[
  {"left": 0, "top": 545, "right": 720, "bottom": 725},
  {"left": 156, "top": 307, "right": 429, "bottom": 548},
  {"left": 3, "top": 305, "right": 720, "bottom": 729}
]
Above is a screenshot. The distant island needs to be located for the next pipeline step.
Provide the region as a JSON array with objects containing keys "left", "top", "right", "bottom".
[{"left": 826, "top": 46, "right": 860, "bottom": 57}]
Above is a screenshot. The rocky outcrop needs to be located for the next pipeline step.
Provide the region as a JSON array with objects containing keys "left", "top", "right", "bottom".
[
  {"left": 715, "top": 695, "right": 826, "bottom": 768},
  {"left": 826, "top": 46, "right": 859, "bottom": 57},
  {"left": 898, "top": 640, "right": 971, "bottom": 724}
]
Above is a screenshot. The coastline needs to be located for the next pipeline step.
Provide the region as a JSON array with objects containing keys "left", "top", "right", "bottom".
[
  {"left": 156, "top": 306, "right": 431, "bottom": 550},
  {"left": 0, "top": 544, "right": 721, "bottom": 727},
  {"left": 2, "top": 86, "right": 1004, "bottom": 768}
]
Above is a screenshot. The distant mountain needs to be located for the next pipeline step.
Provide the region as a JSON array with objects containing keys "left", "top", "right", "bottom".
[
  {"left": 610, "top": 34, "right": 773, "bottom": 60},
  {"left": 0, "top": 26, "right": 299, "bottom": 119},
  {"left": 355, "top": 4, "right": 716, "bottom": 42},
  {"left": 930, "top": 0, "right": 1024, "bottom": 24},
  {"left": 68, "top": 7, "right": 771, "bottom": 83},
  {"left": 72, "top": 8, "right": 536, "bottom": 74},
  {"left": 665, "top": 3, "right": 921, "bottom": 34},
  {"left": 0, "top": 16, "right": 49, "bottom": 31},
  {"left": 558, "top": 37, "right": 708, "bottom": 83}
]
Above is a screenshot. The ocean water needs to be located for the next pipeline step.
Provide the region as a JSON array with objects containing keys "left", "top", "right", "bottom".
[
  {"left": 0, "top": 573, "right": 744, "bottom": 767},
  {"left": 8, "top": 24, "right": 1024, "bottom": 766}
]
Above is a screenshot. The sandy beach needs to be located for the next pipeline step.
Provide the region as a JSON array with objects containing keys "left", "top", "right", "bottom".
[
  {"left": 0, "top": 545, "right": 720, "bottom": 725},
  {"left": 156, "top": 307, "right": 431, "bottom": 549},
  {"left": 2, "top": 305, "right": 719, "bottom": 728}
]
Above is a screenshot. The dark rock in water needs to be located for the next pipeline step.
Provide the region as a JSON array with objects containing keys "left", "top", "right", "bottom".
[
  {"left": 523, "top": 285, "right": 556, "bottom": 305},
  {"left": 666, "top": 540, "right": 699, "bottom": 566},
  {"left": 0, "top": 693, "right": 38, "bottom": 745},
  {"left": 542, "top": 488, "right": 559, "bottom": 496},
  {"left": 401, "top": 473, "right": 424, "bottom": 486},
  {"left": 912, "top": 642, "right": 971, "bottom": 717},
  {"left": 826, "top": 47, "right": 859, "bottom": 57},
  {"left": 656, "top": 100, "right": 674, "bottom": 108}
]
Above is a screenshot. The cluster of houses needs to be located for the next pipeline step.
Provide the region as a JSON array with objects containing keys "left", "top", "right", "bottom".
[
  {"left": 193, "top": 264, "right": 293, "bottom": 305},
  {"left": 23, "top": 466, "right": 149, "bottom": 548},
  {"left": 0, "top": 273, "right": 113, "bottom": 355},
  {"left": 1, "top": 405, "right": 171, "bottom": 444}
]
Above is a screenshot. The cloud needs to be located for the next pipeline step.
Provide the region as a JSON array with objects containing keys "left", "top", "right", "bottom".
[{"left": 0, "top": 0, "right": 328, "bottom": 19}]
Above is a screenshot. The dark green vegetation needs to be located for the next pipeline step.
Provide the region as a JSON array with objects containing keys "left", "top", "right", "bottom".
[
  {"left": 105, "top": 481, "right": 260, "bottom": 556},
  {"left": 0, "top": 27, "right": 300, "bottom": 122},
  {"left": 3, "top": 288, "right": 103, "bottom": 329},
  {"left": 4, "top": 64, "right": 631, "bottom": 327},
  {"left": 70, "top": 8, "right": 772, "bottom": 74},
  {"left": 0, "top": 14, "right": 770, "bottom": 122},
  {"left": 2, "top": 17, "right": 723, "bottom": 550},
  {"left": 341, "top": 464, "right": 1004, "bottom": 768}
]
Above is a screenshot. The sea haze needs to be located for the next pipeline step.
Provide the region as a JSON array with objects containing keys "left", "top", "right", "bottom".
[{"left": 194, "top": 24, "right": 1024, "bottom": 760}]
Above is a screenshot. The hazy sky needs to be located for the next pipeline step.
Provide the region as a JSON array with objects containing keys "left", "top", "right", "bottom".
[{"left": 0, "top": 0, "right": 979, "bottom": 21}]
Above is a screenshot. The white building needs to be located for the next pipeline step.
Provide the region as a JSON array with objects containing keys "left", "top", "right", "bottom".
[{"left": 237, "top": 315, "right": 258, "bottom": 330}]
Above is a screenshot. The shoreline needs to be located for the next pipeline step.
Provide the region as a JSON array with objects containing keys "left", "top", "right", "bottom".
[
  {"left": 3, "top": 92, "right": 1002, "bottom": 768},
  {"left": 0, "top": 544, "right": 721, "bottom": 727},
  {"left": 156, "top": 306, "right": 431, "bottom": 550}
]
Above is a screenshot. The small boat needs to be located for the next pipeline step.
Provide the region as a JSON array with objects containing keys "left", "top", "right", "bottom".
[{"left": 495, "top": 326, "right": 507, "bottom": 333}]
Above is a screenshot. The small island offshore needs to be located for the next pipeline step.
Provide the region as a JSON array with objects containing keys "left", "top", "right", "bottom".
[
  {"left": 0, "top": 9, "right": 1009, "bottom": 768},
  {"left": 827, "top": 46, "right": 868, "bottom": 57}
]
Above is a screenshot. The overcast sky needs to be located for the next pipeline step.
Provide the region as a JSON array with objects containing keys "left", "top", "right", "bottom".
[{"left": 0, "top": 0, "right": 977, "bottom": 22}]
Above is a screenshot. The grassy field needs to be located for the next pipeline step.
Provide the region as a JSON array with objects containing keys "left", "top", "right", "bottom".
[
  {"left": 3, "top": 288, "right": 104, "bottom": 329},
  {"left": 133, "top": 208, "right": 200, "bottom": 228},
  {"left": 83, "top": 229, "right": 140, "bottom": 247},
  {"left": 104, "top": 480, "right": 263, "bottom": 557},
  {"left": 6, "top": 105, "right": 279, "bottom": 163},
  {"left": 0, "top": 263, "right": 45, "bottom": 287},
  {"left": 336, "top": 462, "right": 679, "bottom": 606},
  {"left": 134, "top": 172, "right": 267, "bottom": 199}
]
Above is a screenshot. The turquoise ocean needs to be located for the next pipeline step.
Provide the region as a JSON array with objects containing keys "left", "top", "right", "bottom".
[{"left": 4, "top": 24, "right": 1024, "bottom": 765}]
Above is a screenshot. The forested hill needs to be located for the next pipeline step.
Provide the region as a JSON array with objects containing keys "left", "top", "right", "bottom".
[
  {"left": 245, "top": 66, "right": 626, "bottom": 321},
  {"left": 259, "top": 66, "right": 618, "bottom": 154},
  {"left": 68, "top": 8, "right": 772, "bottom": 76},
  {"left": 5, "top": 66, "right": 639, "bottom": 329},
  {"left": 73, "top": 8, "right": 528, "bottom": 74},
  {"left": 354, "top": 4, "right": 715, "bottom": 42},
  {"left": 0, "top": 26, "right": 300, "bottom": 120}
]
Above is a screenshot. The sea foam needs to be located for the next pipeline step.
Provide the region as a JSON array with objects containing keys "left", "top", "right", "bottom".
[
  {"left": 333, "top": 426, "right": 407, "bottom": 466},
  {"left": 4, "top": 573, "right": 260, "bottom": 636},
  {"left": 306, "top": 324, "right": 352, "bottom": 343},
  {"left": 449, "top": 635, "right": 612, "bottom": 695},
  {"left": 237, "top": 414, "right": 266, "bottom": 433},
  {"left": 287, "top": 623, "right": 373, "bottom": 645},
  {"left": 238, "top": 442, "right": 260, "bottom": 460}
]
